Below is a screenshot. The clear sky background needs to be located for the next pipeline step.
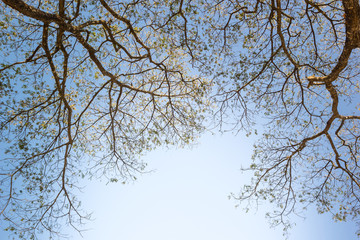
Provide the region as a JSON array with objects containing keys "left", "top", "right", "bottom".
[
  {"left": 72, "top": 133, "right": 358, "bottom": 240},
  {"left": 0, "top": 133, "right": 358, "bottom": 240}
]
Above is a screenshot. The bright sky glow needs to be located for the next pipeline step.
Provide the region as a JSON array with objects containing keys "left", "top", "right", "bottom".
[
  {"left": 65, "top": 133, "right": 358, "bottom": 240},
  {"left": 0, "top": 133, "right": 358, "bottom": 239}
]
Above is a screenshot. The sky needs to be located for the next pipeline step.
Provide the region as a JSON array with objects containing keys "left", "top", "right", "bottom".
[
  {"left": 0, "top": 133, "right": 358, "bottom": 240},
  {"left": 67, "top": 133, "right": 358, "bottom": 240},
  {"left": 0, "top": 2, "right": 358, "bottom": 240}
]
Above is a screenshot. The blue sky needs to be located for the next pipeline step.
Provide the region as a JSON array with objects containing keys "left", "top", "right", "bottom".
[
  {"left": 69, "top": 133, "right": 358, "bottom": 240},
  {"left": 0, "top": 133, "right": 358, "bottom": 240}
]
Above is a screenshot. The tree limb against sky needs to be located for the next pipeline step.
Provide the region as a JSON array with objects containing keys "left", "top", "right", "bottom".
[{"left": 0, "top": 0, "right": 360, "bottom": 239}]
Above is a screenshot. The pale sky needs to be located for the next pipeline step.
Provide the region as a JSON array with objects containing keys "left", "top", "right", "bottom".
[
  {"left": 73, "top": 133, "right": 358, "bottom": 240},
  {"left": 0, "top": 133, "right": 358, "bottom": 239}
]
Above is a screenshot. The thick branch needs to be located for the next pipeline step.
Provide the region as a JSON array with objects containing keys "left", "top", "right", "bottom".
[
  {"left": 307, "top": 0, "right": 360, "bottom": 85},
  {"left": 2, "top": 0, "right": 63, "bottom": 23}
]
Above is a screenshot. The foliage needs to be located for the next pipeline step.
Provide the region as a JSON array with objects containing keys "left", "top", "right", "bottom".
[
  {"left": 199, "top": 0, "right": 360, "bottom": 234},
  {"left": 1, "top": 0, "right": 360, "bottom": 239},
  {"left": 0, "top": 0, "right": 209, "bottom": 238}
]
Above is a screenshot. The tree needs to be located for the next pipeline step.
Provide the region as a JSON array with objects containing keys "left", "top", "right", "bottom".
[
  {"left": 196, "top": 0, "right": 360, "bottom": 234},
  {"left": 0, "top": 0, "right": 209, "bottom": 238},
  {"left": 1, "top": 0, "right": 360, "bottom": 239}
]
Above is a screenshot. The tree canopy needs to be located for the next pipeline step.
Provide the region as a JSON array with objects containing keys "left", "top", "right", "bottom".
[
  {"left": 0, "top": 0, "right": 209, "bottom": 238},
  {"left": 204, "top": 0, "right": 360, "bottom": 232},
  {"left": 1, "top": 0, "right": 360, "bottom": 239}
]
